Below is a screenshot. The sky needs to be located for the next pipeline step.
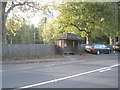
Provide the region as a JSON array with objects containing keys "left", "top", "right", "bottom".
[
  {"left": 7, "top": 0, "right": 119, "bottom": 27},
  {"left": 7, "top": 0, "right": 60, "bottom": 27},
  {"left": 27, "top": 0, "right": 61, "bottom": 27},
  {"left": 28, "top": 9, "right": 59, "bottom": 27}
]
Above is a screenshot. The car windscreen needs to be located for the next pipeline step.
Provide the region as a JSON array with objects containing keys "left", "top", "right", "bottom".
[{"left": 93, "top": 45, "right": 106, "bottom": 48}]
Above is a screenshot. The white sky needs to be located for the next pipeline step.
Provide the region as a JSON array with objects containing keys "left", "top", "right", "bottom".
[
  {"left": 27, "top": 10, "right": 59, "bottom": 28},
  {"left": 8, "top": 0, "right": 118, "bottom": 27},
  {"left": 28, "top": 0, "right": 60, "bottom": 27},
  {"left": 8, "top": 0, "right": 60, "bottom": 27}
]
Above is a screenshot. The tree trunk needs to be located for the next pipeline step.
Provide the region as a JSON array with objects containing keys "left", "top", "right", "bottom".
[
  {"left": 88, "top": 32, "right": 92, "bottom": 44},
  {"left": 86, "top": 37, "right": 89, "bottom": 44},
  {"left": 86, "top": 31, "right": 91, "bottom": 45},
  {"left": 118, "top": 36, "right": 120, "bottom": 45},
  {"left": 2, "top": 2, "right": 7, "bottom": 44},
  {"left": 10, "top": 37, "right": 13, "bottom": 44},
  {"left": 109, "top": 36, "right": 113, "bottom": 45},
  {"left": 113, "top": 36, "right": 116, "bottom": 45}
]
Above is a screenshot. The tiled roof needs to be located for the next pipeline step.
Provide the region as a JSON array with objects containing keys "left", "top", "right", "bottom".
[{"left": 57, "top": 33, "right": 84, "bottom": 40}]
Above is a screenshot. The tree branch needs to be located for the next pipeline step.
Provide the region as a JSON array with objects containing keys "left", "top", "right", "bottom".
[
  {"left": 70, "top": 23, "right": 87, "bottom": 32},
  {"left": 6, "top": 2, "right": 26, "bottom": 15}
]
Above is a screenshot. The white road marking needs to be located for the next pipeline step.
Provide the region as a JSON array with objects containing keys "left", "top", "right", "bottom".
[
  {"left": 62, "top": 63, "right": 68, "bottom": 64},
  {"left": 19, "top": 64, "right": 120, "bottom": 89},
  {"left": 67, "top": 62, "right": 72, "bottom": 64},
  {"left": 99, "top": 67, "right": 111, "bottom": 72},
  {"left": 19, "top": 67, "right": 32, "bottom": 70},
  {"left": 62, "top": 62, "right": 71, "bottom": 64},
  {"left": 0, "top": 70, "right": 5, "bottom": 72},
  {"left": 45, "top": 64, "right": 55, "bottom": 67}
]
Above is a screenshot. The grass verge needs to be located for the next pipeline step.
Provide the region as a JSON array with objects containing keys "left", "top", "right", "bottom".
[{"left": 2, "top": 55, "right": 63, "bottom": 60}]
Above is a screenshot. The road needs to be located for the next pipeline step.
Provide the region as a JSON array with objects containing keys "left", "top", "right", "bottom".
[{"left": 2, "top": 53, "right": 119, "bottom": 89}]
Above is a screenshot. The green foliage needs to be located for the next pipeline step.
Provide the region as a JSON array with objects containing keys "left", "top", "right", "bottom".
[
  {"left": 45, "top": 2, "right": 119, "bottom": 44},
  {"left": 6, "top": 2, "right": 119, "bottom": 44},
  {"left": 18, "top": 24, "right": 42, "bottom": 44},
  {"left": 45, "top": 2, "right": 106, "bottom": 43},
  {"left": 6, "top": 14, "right": 43, "bottom": 44},
  {"left": 92, "top": 35, "right": 109, "bottom": 44},
  {"left": 6, "top": 14, "right": 25, "bottom": 35},
  {"left": 38, "top": 17, "right": 52, "bottom": 44},
  {"left": 118, "top": 2, "right": 120, "bottom": 36},
  {"left": 100, "top": 3, "right": 118, "bottom": 38},
  {"left": 7, "top": 23, "right": 42, "bottom": 44},
  {"left": 6, "top": 14, "right": 25, "bottom": 44}
]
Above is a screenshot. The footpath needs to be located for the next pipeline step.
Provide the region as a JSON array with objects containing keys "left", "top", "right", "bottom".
[
  {"left": 2, "top": 55, "right": 93, "bottom": 65},
  {"left": 2, "top": 53, "right": 117, "bottom": 65}
]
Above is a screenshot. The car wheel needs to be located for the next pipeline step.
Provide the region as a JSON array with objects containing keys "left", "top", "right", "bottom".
[
  {"left": 107, "top": 50, "right": 111, "bottom": 54},
  {"left": 96, "top": 51, "right": 100, "bottom": 55},
  {"left": 109, "top": 50, "right": 111, "bottom": 54}
]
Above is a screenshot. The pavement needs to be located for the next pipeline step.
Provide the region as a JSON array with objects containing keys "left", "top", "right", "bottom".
[
  {"left": 1, "top": 53, "right": 119, "bottom": 89},
  {"left": 2, "top": 54, "right": 97, "bottom": 65}
]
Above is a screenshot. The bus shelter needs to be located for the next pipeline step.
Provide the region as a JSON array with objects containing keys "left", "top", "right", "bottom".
[{"left": 55, "top": 33, "right": 84, "bottom": 55}]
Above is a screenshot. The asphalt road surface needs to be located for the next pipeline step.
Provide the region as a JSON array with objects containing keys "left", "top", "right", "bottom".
[{"left": 2, "top": 53, "right": 119, "bottom": 89}]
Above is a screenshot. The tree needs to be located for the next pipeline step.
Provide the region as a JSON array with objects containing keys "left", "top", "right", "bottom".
[
  {"left": 1, "top": 1, "right": 42, "bottom": 44},
  {"left": 118, "top": 2, "right": 120, "bottom": 45},
  {"left": 45, "top": 2, "right": 119, "bottom": 45},
  {"left": 100, "top": 2, "right": 119, "bottom": 45},
  {"left": 47, "top": 2, "right": 107, "bottom": 44},
  {"left": 16, "top": 24, "right": 41, "bottom": 44},
  {"left": 38, "top": 17, "right": 54, "bottom": 44},
  {"left": 37, "top": 4, "right": 55, "bottom": 44},
  {"left": 6, "top": 14, "right": 25, "bottom": 44},
  {"left": 38, "top": 19, "right": 44, "bottom": 44}
]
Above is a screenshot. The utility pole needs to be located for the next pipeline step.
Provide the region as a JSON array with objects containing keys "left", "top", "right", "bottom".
[{"left": 33, "top": 31, "right": 36, "bottom": 44}]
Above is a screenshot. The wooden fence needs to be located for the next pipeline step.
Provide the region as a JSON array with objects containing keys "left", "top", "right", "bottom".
[{"left": 2, "top": 44, "right": 55, "bottom": 57}]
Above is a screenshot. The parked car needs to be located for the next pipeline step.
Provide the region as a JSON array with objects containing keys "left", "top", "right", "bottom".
[
  {"left": 113, "top": 44, "right": 120, "bottom": 52},
  {"left": 85, "top": 44, "right": 111, "bottom": 55}
]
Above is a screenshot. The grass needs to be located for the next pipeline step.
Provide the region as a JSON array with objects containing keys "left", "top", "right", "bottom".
[{"left": 2, "top": 54, "right": 63, "bottom": 60}]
